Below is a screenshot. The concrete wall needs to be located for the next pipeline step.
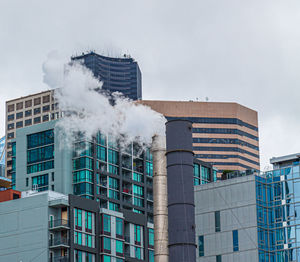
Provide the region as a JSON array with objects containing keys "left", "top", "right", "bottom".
[
  {"left": 15, "top": 120, "right": 73, "bottom": 195},
  {"left": 194, "top": 175, "right": 259, "bottom": 262},
  {"left": 0, "top": 193, "right": 49, "bottom": 262}
]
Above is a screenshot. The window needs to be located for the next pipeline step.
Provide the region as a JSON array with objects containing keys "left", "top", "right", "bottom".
[
  {"left": 215, "top": 211, "right": 221, "bottom": 232},
  {"left": 43, "top": 95, "right": 50, "bottom": 103},
  {"left": 34, "top": 107, "right": 41, "bottom": 115},
  {"left": 103, "top": 214, "right": 111, "bottom": 234},
  {"left": 26, "top": 178, "right": 29, "bottom": 187},
  {"left": 34, "top": 97, "right": 41, "bottom": 105},
  {"left": 116, "top": 218, "right": 123, "bottom": 237},
  {"left": 8, "top": 132, "right": 14, "bottom": 139},
  {"left": 134, "top": 225, "right": 141, "bottom": 244},
  {"left": 43, "top": 115, "right": 49, "bottom": 122},
  {"left": 216, "top": 255, "right": 222, "bottom": 262},
  {"left": 51, "top": 172, "right": 54, "bottom": 181},
  {"left": 16, "top": 112, "right": 23, "bottom": 119},
  {"left": 51, "top": 185, "right": 54, "bottom": 191},
  {"left": 149, "top": 228, "right": 154, "bottom": 247},
  {"left": 103, "top": 255, "right": 111, "bottom": 262},
  {"left": 16, "top": 121, "right": 23, "bottom": 128},
  {"left": 75, "top": 208, "right": 82, "bottom": 229},
  {"left": 135, "top": 247, "right": 141, "bottom": 259},
  {"left": 233, "top": 230, "right": 239, "bottom": 252},
  {"left": 199, "top": 235, "right": 204, "bottom": 257},
  {"left": 25, "top": 109, "right": 32, "bottom": 117},
  {"left": 109, "top": 202, "right": 119, "bottom": 211},
  {"left": 25, "top": 100, "right": 32, "bottom": 108},
  {"left": 103, "top": 237, "right": 111, "bottom": 251},
  {"left": 7, "top": 123, "right": 14, "bottom": 130},
  {"left": 16, "top": 102, "right": 23, "bottom": 110},
  {"left": 149, "top": 250, "right": 154, "bottom": 262},
  {"left": 75, "top": 231, "right": 82, "bottom": 245},
  {"left": 32, "top": 174, "right": 49, "bottom": 191},
  {"left": 34, "top": 117, "right": 41, "bottom": 124},
  {"left": 85, "top": 211, "right": 93, "bottom": 232},
  {"left": 43, "top": 105, "right": 50, "bottom": 112},
  {"left": 116, "top": 240, "right": 123, "bottom": 255},
  {"left": 8, "top": 104, "right": 15, "bottom": 112},
  {"left": 25, "top": 119, "right": 32, "bottom": 126},
  {"left": 7, "top": 114, "right": 14, "bottom": 121}
]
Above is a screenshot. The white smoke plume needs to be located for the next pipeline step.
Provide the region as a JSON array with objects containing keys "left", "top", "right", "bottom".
[{"left": 42, "top": 51, "right": 166, "bottom": 149}]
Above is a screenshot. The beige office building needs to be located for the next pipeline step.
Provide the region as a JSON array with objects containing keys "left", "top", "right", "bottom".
[
  {"left": 5, "top": 90, "right": 59, "bottom": 178},
  {"left": 139, "top": 100, "right": 260, "bottom": 174}
]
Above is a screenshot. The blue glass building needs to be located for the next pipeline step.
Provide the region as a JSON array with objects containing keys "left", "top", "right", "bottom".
[
  {"left": 72, "top": 52, "right": 142, "bottom": 100},
  {"left": 195, "top": 154, "right": 300, "bottom": 262}
]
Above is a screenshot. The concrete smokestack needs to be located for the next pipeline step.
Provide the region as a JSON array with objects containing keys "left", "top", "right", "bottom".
[
  {"left": 165, "top": 120, "right": 196, "bottom": 262},
  {"left": 151, "top": 135, "right": 169, "bottom": 262}
]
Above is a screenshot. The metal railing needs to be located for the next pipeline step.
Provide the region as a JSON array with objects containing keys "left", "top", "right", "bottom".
[
  {"left": 53, "top": 255, "right": 69, "bottom": 262},
  {"left": 49, "top": 237, "right": 69, "bottom": 247},
  {"left": 49, "top": 219, "right": 69, "bottom": 229}
]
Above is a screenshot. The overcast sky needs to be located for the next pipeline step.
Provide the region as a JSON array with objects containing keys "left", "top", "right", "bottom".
[{"left": 1, "top": 0, "right": 300, "bottom": 168}]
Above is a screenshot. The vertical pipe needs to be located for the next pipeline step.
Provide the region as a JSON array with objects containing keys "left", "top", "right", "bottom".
[
  {"left": 166, "top": 120, "right": 196, "bottom": 262},
  {"left": 151, "top": 135, "right": 169, "bottom": 262}
]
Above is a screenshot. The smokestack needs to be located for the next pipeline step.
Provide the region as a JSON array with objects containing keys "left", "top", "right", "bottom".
[
  {"left": 166, "top": 120, "right": 196, "bottom": 262},
  {"left": 152, "top": 135, "right": 169, "bottom": 262}
]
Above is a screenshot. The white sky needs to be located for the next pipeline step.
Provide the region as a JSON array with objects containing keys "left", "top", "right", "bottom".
[{"left": 0, "top": 0, "right": 300, "bottom": 169}]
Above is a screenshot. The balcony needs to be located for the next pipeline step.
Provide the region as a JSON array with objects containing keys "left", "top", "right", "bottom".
[
  {"left": 49, "top": 219, "right": 69, "bottom": 231},
  {"left": 49, "top": 237, "right": 70, "bottom": 249},
  {"left": 53, "top": 255, "right": 70, "bottom": 262},
  {"left": 124, "top": 235, "right": 130, "bottom": 243}
]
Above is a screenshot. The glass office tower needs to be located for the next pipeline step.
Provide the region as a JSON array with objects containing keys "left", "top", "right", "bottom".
[{"left": 72, "top": 52, "right": 142, "bottom": 100}]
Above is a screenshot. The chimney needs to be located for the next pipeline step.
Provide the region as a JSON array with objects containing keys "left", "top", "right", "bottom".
[
  {"left": 152, "top": 135, "right": 169, "bottom": 262},
  {"left": 165, "top": 120, "right": 196, "bottom": 262}
]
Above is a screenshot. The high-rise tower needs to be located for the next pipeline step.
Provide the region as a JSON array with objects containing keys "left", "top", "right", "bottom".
[{"left": 72, "top": 52, "right": 142, "bottom": 100}]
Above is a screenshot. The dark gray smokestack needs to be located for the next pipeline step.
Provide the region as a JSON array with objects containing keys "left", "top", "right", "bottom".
[{"left": 166, "top": 119, "right": 196, "bottom": 262}]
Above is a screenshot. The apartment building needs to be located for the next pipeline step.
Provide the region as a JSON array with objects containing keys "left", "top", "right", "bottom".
[
  {"left": 5, "top": 90, "right": 59, "bottom": 178},
  {"left": 0, "top": 190, "right": 153, "bottom": 262}
]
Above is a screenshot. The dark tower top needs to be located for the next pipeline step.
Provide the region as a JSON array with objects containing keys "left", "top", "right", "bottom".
[{"left": 72, "top": 52, "right": 142, "bottom": 100}]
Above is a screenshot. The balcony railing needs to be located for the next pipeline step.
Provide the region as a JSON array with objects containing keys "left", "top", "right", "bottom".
[
  {"left": 53, "top": 255, "right": 69, "bottom": 262},
  {"left": 49, "top": 219, "right": 69, "bottom": 229},
  {"left": 49, "top": 237, "right": 70, "bottom": 248}
]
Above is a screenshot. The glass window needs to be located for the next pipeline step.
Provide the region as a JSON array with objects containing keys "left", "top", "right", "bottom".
[
  {"left": 103, "top": 255, "right": 111, "bottom": 262},
  {"left": 25, "top": 100, "right": 32, "bottom": 108},
  {"left": 233, "top": 230, "right": 239, "bottom": 251},
  {"left": 133, "top": 184, "right": 144, "bottom": 197},
  {"left": 215, "top": 211, "right": 221, "bottom": 232},
  {"left": 135, "top": 247, "right": 141, "bottom": 259},
  {"left": 216, "top": 255, "right": 222, "bottom": 262},
  {"left": 149, "top": 250, "right": 154, "bottom": 262},
  {"left": 103, "top": 237, "right": 111, "bottom": 251},
  {"left": 16, "top": 112, "right": 23, "bottom": 119},
  {"left": 34, "top": 107, "right": 41, "bottom": 115},
  {"left": 109, "top": 202, "right": 119, "bottom": 211},
  {"left": 149, "top": 228, "right": 154, "bottom": 246},
  {"left": 7, "top": 114, "right": 14, "bottom": 121},
  {"left": 108, "top": 149, "right": 119, "bottom": 165},
  {"left": 116, "top": 240, "right": 123, "bottom": 254},
  {"left": 43, "top": 115, "right": 49, "bottom": 122},
  {"left": 97, "top": 146, "right": 107, "bottom": 161},
  {"left": 34, "top": 116, "right": 41, "bottom": 123},
  {"left": 34, "top": 97, "right": 41, "bottom": 105},
  {"left": 16, "top": 102, "right": 23, "bottom": 110},
  {"left": 116, "top": 218, "right": 123, "bottom": 237},
  {"left": 103, "top": 214, "right": 111, "bottom": 233},
  {"left": 43, "top": 95, "right": 50, "bottom": 103},
  {"left": 25, "top": 119, "right": 32, "bottom": 126},
  {"left": 199, "top": 235, "right": 204, "bottom": 256},
  {"left": 134, "top": 225, "right": 141, "bottom": 244},
  {"left": 75, "top": 250, "right": 83, "bottom": 262},
  {"left": 8, "top": 104, "right": 15, "bottom": 112}
]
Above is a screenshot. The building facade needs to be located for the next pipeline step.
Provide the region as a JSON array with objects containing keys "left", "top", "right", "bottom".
[
  {"left": 10, "top": 119, "right": 154, "bottom": 262},
  {"left": 0, "top": 190, "right": 153, "bottom": 262},
  {"left": 5, "top": 90, "right": 59, "bottom": 178},
  {"left": 139, "top": 100, "right": 260, "bottom": 175},
  {"left": 72, "top": 52, "right": 142, "bottom": 100},
  {"left": 195, "top": 157, "right": 300, "bottom": 262}
]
